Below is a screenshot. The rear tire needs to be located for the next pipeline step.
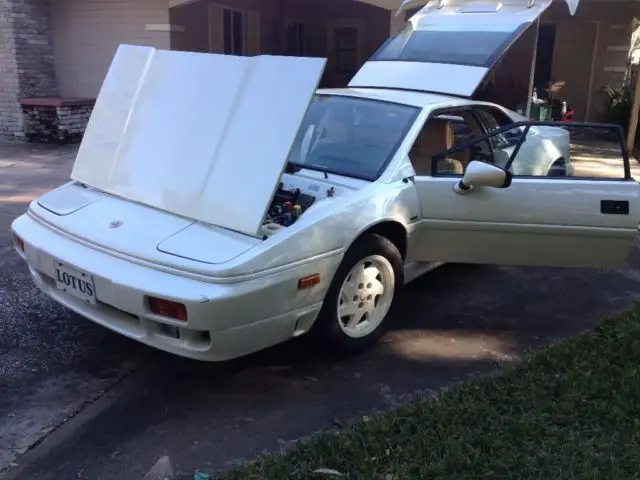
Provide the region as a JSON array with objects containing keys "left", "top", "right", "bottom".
[{"left": 310, "top": 234, "right": 404, "bottom": 353}]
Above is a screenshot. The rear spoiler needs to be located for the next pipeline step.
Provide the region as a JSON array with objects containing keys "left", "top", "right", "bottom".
[{"left": 394, "top": 0, "right": 579, "bottom": 18}]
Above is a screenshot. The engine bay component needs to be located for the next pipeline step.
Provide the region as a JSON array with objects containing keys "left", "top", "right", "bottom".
[{"left": 265, "top": 184, "right": 316, "bottom": 227}]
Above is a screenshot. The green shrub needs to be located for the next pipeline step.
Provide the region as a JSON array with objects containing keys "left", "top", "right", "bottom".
[{"left": 601, "top": 85, "right": 632, "bottom": 129}]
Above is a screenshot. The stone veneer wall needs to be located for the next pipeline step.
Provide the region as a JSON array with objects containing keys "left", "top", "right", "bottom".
[
  {"left": 0, "top": 0, "right": 58, "bottom": 141},
  {"left": 21, "top": 98, "right": 94, "bottom": 144}
]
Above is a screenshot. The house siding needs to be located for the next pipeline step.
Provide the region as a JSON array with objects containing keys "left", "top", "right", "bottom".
[
  {"left": 169, "top": 0, "right": 390, "bottom": 87},
  {"left": 2, "top": 0, "right": 634, "bottom": 142},
  {"left": 50, "top": 0, "right": 170, "bottom": 98}
]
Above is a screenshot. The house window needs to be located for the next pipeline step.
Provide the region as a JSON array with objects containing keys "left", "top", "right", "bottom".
[
  {"left": 286, "top": 22, "right": 306, "bottom": 56},
  {"left": 334, "top": 27, "right": 358, "bottom": 74},
  {"left": 223, "top": 8, "right": 245, "bottom": 55}
]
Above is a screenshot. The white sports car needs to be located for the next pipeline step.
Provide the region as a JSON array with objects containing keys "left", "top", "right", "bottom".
[{"left": 11, "top": 0, "right": 639, "bottom": 361}]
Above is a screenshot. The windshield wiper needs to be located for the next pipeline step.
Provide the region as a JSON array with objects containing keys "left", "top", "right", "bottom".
[
  {"left": 285, "top": 162, "right": 302, "bottom": 174},
  {"left": 287, "top": 161, "right": 329, "bottom": 177},
  {"left": 287, "top": 162, "right": 372, "bottom": 181}
]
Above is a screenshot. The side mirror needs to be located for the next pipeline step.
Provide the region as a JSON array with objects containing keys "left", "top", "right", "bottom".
[{"left": 454, "top": 160, "right": 512, "bottom": 195}]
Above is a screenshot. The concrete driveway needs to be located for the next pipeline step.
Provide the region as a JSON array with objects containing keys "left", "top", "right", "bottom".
[
  {"left": 0, "top": 145, "right": 148, "bottom": 473},
  {"left": 2, "top": 142, "right": 640, "bottom": 479}
]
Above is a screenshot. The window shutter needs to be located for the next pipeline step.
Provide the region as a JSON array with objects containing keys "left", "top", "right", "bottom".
[
  {"left": 208, "top": 4, "right": 224, "bottom": 53},
  {"left": 247, "top": 10, "right": 261, "bottom": 56}
]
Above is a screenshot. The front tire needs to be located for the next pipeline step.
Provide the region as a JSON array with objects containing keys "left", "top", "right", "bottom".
[{"left": 310, "top": 233, "right": 404, "bottom": 353}]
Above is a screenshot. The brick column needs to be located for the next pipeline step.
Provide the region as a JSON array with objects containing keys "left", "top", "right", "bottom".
[{"left": 0, "top": 0, "right": 58, "bottom": 141}]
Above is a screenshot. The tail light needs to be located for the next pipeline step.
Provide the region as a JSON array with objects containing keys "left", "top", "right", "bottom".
[
  {"left": 147, "top": 296, "right": 187, "bottom": 322},
  {"left": 13, "top": 233, "right": 24, "bottom": 252}
]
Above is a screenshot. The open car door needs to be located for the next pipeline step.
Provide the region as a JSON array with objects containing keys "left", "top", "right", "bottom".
[
  {"left": 410, "top": 121, "right": 640, "bottom": 269},
  {"left": 349, "top": 0, "right": 580, "bottom": 98}
]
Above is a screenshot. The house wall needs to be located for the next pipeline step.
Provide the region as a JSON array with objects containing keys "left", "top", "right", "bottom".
[
  {"left": 169, "top": 0, "right": 390, "bottom": 87},
  {"left": 279, "top": 0, "right": 390, "bottom": 86},
  {"left": 50, "top": 0, "right": 170, "bottom": 98},
  {"left": 170, "top": 0, "right": 265, "bottom": 53},
  {"left": 0, "top": 0, "right": 387, "bottom": 141},
  {"left": 541, "top": 1, "right": 639, "bottom": 121},
  {"left": 0, "top": 0, "right": 58, "bottom": 141}
]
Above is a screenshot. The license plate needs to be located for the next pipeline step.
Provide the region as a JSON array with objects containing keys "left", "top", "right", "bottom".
[{"left": 53, "top": 261, "right": 97, "bottom": 305}]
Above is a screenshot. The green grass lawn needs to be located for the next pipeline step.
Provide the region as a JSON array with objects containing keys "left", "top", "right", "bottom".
[{"left": 222, "top": 307, "right": 640, "bottom": 480}]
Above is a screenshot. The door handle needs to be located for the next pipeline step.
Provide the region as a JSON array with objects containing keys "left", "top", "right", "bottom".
[{"left": 601, "top": 200, "right": 629, "bottom": 215}]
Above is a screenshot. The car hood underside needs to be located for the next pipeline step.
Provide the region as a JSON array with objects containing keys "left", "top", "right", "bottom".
[{"left": 70, "top": 45, "right": 326, "bottom": 238}]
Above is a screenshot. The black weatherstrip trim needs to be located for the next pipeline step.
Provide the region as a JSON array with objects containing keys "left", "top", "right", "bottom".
[
  {"left": 348, "top": 86, "right": 470, "bottom": 100},
  {"left": 432, "top": 120, "right": 633, "bottom": 181}
]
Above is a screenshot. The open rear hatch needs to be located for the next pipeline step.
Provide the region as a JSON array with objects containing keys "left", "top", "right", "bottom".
[{"left": 348, "top": 0, "right": 580, "bottom": 98}]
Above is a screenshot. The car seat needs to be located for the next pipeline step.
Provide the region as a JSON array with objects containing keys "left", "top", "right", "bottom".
[{"left": 410, "top": 118, "right": 465, "bottom": 175}]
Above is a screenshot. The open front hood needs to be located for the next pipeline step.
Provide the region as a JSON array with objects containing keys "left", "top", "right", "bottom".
[
  {"left": 349, "top": 0, "right": 580, "bottom": 97},
  {"left": 71, "top": 45, "right": 326, "bottom": 237}
]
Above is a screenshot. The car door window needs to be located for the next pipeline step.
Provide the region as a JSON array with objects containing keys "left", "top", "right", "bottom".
[
  {"left": 472, "top": 107, "right": 524, "bottom": 168},
  {"left": 409, "top": 111, "right": 490, "bottom": 176},
  {"left": 430, "top": 121, "right": 631, "bottom": 180}
]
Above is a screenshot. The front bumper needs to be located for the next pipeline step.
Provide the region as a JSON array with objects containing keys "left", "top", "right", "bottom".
[{"left": 11, "top": 213, "right": 340, "bottom": 361}]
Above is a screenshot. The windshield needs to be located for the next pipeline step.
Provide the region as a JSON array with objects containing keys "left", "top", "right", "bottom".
[
  {"left": 371, "top": 22, "right": 528, "bottom": 68},
  {"left": 287, "top": 95, "right": 419, "bottom": 181}
]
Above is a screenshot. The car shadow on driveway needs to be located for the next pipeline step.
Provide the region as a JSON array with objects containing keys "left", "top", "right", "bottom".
[
  {"left": 8, "top": 256, "right": 640, "bottom": 480},
  {"left": 4, "top": 142, "right": 640, "bottom": 479}
]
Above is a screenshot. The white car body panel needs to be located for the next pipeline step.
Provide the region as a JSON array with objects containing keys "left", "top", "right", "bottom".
[
  {"left": 395, "top": 0, "right": 580, "bottom": 17},
  {"left": 26, "top": 162, "right": 420, "bottom": 280},
  {"left": 36, "top": 184, "right": 263, "bottom": 267},
  {"left": 494, "top": 109, "right": 573, "bottom": 175},
  {"left": 413, "top": 176, "right": 640, "bottom": 268},
  {"left": 11, "top": 211, "right": 338, "bottom": 361},
  {"left": 350, "top": 61, "right": 487, "bottom": 98},
  {"left": 506, "top": 125, "right": 573, "bottom": 176},
  {"left": 72, "top": 45, "right": 326, "bottom": 237},
  {"left": 11, "top": 29, "right": 640, "bottom": 362},
  {"left": 349, "top": 0, "right": 580, "bottom": 97}
]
